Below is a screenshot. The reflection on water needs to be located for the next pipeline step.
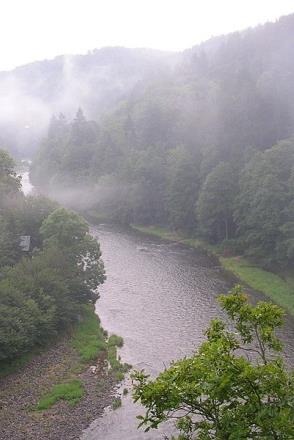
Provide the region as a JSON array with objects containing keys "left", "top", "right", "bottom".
[{"left": 82, "top": 224, "right": 294, "bottom": 440}]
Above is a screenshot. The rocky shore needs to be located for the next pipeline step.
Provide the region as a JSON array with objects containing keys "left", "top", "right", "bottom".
[{"left": 0, "top": 335, "right": 117, "bottom": 440}]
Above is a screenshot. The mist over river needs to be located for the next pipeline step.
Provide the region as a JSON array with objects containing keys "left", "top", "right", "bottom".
[{"left": 82, "top": 224, "right": 294, "bottom": 440}]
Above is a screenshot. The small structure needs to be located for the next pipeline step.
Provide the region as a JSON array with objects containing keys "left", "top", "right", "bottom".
[{"left": 19, "top": 235, "right": 31, "bottom": 252}]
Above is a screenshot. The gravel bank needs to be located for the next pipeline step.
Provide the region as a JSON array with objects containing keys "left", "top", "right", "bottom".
[{"left": 0, "top": 336, "right": 117, "bottom": 440}]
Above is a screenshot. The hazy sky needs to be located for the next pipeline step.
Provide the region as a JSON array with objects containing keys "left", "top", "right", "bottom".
[{"left": 0, "top": 0, "right": 293, "bottom": 71}]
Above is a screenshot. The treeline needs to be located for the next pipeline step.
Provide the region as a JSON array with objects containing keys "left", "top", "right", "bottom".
[
  {"left": 0, "top": 47, "right": 174, "bottom": 158},
  {"left": 31, "top": 15, "right": 294, "bottom": 268},
  {"left": 0, "top": 150, "right": 105, "bottom": 362}
]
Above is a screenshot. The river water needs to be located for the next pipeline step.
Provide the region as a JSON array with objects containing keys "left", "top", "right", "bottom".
[
  {"left": 82, "top": 224, "right": 294, "bottom": 440},
  {"left": 19, "top": 172, "right": 294, "bottom": 439}
]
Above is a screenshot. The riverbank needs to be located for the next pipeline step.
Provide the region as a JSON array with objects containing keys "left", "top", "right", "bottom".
[
  {"left": 132, "top": 225, "right": 294, "bottom": 316},
  {"left": 0, "top": 305, "right": 128, "bottom": 440}
]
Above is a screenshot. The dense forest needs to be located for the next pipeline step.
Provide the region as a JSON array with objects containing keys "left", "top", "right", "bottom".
[
  {"left": 0, "top": 149, "right": 105, "bottom": 362},
  {"left": 31, "top": 14, "right": 294, "bottom": 268}
]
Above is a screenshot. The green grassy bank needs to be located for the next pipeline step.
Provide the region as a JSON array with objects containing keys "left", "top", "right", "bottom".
[
  {"left": 133, "top": 225, "right": 294, "bottom": 316},
  {"left": 35, "top": 304, "right": 129, "bottom": 410},
  {"left": 0, "top": 304, "right": 128, "bottom": 411}
]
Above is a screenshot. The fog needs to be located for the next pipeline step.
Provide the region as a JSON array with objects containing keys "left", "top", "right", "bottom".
[
  {"left": 0, "top": 47, "right": 174, "bottom": 158},
  {"left": 1, "top": 7, "right": 294, "bottom": 440}
]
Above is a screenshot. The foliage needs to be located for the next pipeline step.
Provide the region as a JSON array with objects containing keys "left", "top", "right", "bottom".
[
  {"left": 197, "top": 162, "right": 237, "bottom": 242},
  {"left": 0, "top": 150, "right": 24, "bottom": 265},
  {"left": 35, "top": 379, "right": 84, "bottom": 410},
  {"left": 15, "top": 195, "right": 58, "bottom": 249},
  {"left": 0, "top": 214, "right": 20, "bottom": 266},
  {"left": 234, "top": 140, "right": 294, "bottom": 266},
  {"left": 31, "top": 16, "right": 294, "bottom": 267},
  {"left": 106, "top": 335, "right": 130, "bottom": 380},
  {"left": 132, "top": 286, "right": 294, "bottom": 439},
  {"left": 40, "top": 207, "right": 105, "bottom": 300},
  {"left": 0, "top": 149, "right": 22, "bottom": 210},
  {"left": 166, "top": 146, "right": 200, "bottom": 231},
  {"left": 71, "top": 305, "right": 107, "bottom": 362},
  {"left": 108, "top": 334, "right": 124, "bottom": 348},
  {"left": 0, "top": 152, "right": 106, "bottom": 363}
]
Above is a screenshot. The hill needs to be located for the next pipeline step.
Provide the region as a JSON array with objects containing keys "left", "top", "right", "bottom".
[
  {"left": 0, "top": 47, "right": 175, "bottom": 156},
  {"left": 20, "top": 14, "right": 294, "bottom": 266}
]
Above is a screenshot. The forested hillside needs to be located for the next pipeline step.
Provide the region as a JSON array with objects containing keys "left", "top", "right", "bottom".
[
  {"left": 31, "top": 14, "right": 294, "bottom": 268},
  {"left": 0, "top": 47, "right": 174, "bottom": 157}
]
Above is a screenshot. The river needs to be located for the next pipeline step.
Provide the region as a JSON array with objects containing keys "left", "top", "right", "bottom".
[
  {"left": 82, "top": 223, "right": 294, "bottom": 440},
  {"left": 19, "top": 172, "right": 294, "bottom": 439}
]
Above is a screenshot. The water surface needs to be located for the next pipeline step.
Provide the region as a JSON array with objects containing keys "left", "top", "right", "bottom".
[{"left": 83, "top": 224, "right": 294, "bottom": 440}]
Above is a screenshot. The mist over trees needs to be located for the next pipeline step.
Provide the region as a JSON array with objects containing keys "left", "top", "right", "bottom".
[
  {"left": 0, "top": 47, "right": 175, "bottom": 157},
  {"left": 30, "top": 14, "right": 294, "bottom": 268},
  {"left": 0, "top": 12, "right": 294, "bottom": 439}
]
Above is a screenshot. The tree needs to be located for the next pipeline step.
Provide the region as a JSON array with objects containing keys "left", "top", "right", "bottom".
[
  {"left": 132, "top": 286, "right": 294, "bottom": 439},
  {"left": 40, "top": 207, "right": 105, "bottom": 302},
  {"left": 0, "top": 206, "right": 106, "bottom": 362},
  {"left": 234, "top": 140, "right": 294, "bottom": 265},
  {"left": 40, "top": 207, "right": 88, "bottom": 248},
  {"left": 47, "top": 113, "right": 68, "bottom": 141},
  {"left": 0, "top": 150, "right": 23, "bottom": 265},
  {"left": 277, "top": 165, "right": 294, "bottom": 262},
  {"left": 0, "top": 149, "right": 22, "bottom": 211},
  {"left": 197, "top": 162, "right": 237, "bottom": 242},
  {"left": 166, "top": 146, "right": 199, "bottom": 231},
  {"left": 14, "top": 195, "right": 57, "bottom": 249},
  {"left": 0, "top": 282, "right": 43, "bottom": 360},
  {"left": 0, "top": 215, "right": 20, "bottom": 266}
]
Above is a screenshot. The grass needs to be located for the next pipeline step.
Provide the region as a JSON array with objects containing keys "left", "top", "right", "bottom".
[
  {"left": 221, "top": 257, "right": 294, "bottom": 315},
  {"left": 71, "top": 304, "right": 107, "bottom": 362},
  {"left": 132, "top": 225, "right": 216, "bottom": 254},
  {"left": 107, "top": 335, "right": 131, "bottom": 379},
  {"left": 30, "top": 305, "right": 128, "bottom": 413},
  {"left": 112, "top": 397, "right": 122, "bottom": 410},
  {"left": 133, "top": 225, "right": 180, "bottom": 240},
  {"left": 132, "top": 224, "right": 294, "bottom": 316},
  {"left": 70, "top": 307, "right": 130, "bottom": 380},
  {"left": 0, "top": 306, "right": 107, "bottom": 378},
  {"left": 2, "top": 301, "right": 128, "bottom": 415},
  {"left": 108, "top": 334, "right": 124, "bottom": 348},
  {"left": 34, "top": 309, "right": 128, "bottom": 411},
  {"left": 84, "top": 209, "right": 112, "bottom": 224},
  {"left": 35, "top": 379, "right": 84, "bottom": 410}
]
